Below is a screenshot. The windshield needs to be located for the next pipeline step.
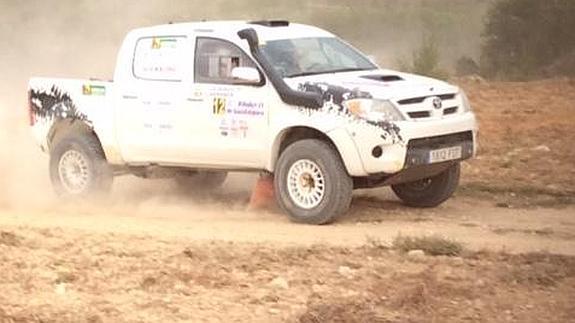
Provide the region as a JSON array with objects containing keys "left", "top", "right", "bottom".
[{"left": 260, "top": 37, "right": 378, "bottom": 78}]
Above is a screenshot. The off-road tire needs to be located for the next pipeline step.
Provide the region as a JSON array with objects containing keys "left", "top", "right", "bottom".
[
  {"left": 274, "top": 139, "right": 353, "bottom": 225},
  {"left": 175, "top": 171, "right": 228, "bottom": 191},
  {"left": 391, "top": 162, "right": 460, "bottom": 207},
  {"left": 49, "top": 134, "right": 112, "bottom": 198}
]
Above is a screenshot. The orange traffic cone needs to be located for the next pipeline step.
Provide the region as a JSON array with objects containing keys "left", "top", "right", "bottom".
[{"left": 248, "top": 172, "right": 276, "bottom": 210}]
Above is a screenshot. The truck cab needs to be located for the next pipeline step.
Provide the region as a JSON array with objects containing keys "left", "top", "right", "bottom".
[{"left": 29, "top": 20, "right": 477, "bottom": 224}]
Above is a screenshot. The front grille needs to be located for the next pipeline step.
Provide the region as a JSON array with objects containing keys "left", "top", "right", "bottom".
[
  {"left": 443, "top": 106, "right": 458, "bottom": 115},
  {"left": 404, "top": 131, "right": 474, "bottom": 167},
  {"left": 408, "top": 111, "right": 430, "bottom": 119},
  {"left": 397, "top": 93, "right": 456, "bottom": 105},
  {"left": 395, "top": 92, "right": 459, "bottom": 120},
  {"left": 408, "top": 131, "right": 473, "bottom": 149}
]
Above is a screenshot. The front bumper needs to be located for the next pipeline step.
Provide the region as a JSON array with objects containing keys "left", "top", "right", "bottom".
[
  {"left": 348, "top": 112, "right": 477, "bottom": 175},
  {"left": 404, "top": 131, "right": 474, "bottom": 168}
]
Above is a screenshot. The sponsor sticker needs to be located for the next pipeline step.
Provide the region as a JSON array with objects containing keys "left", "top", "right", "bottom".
[
  {"left": 82, "top": 84, "right": 106, "bottom": 96},
  {"left": 219, "top": 118, "right": 248, "bottom": 138},
  {"left": 151, "top": 37, "right": 178, "bottom": 49},
  {"left": 230, "top": 100, "right": 264, "bottom": 116},
  {"left": 212, "top": 97, "right": 264, "bottom": 117},
  {"left": 213, "top": 97, "right": 226, "bottom": 115}
]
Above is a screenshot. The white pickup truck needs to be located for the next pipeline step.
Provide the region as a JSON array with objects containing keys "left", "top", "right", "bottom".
[{"left": 29, "top": 20, "right": 477, "bottom": 224}]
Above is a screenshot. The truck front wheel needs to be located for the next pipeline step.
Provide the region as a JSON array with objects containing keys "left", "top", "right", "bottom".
[
  {"left": 49, "top": 134, "right": 112, "bottom": 198},
  {"left": 274, "top": 139, "right": 353, "bottom": 225},
  {"left": 391, "top": 162, "right": 460, "bottom": 207}
]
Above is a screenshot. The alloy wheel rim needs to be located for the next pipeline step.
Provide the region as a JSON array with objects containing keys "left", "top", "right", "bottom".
[
  {"left": 287, "top": 159, "right": 325, "bottom": 209},
  {"left": 58, "top": 149, "right": 90, "bottom": 194}
]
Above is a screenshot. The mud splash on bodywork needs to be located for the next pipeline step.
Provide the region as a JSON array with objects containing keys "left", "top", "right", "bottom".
[
  {"left": 298, "top": 82, "right": 403, "bottom": 143},
  {"left": 29, "top": 86, "right": 89, "bottom": 124}
]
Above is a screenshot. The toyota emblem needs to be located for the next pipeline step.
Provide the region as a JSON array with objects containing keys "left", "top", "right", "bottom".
[{"left": 432, "top": 97, "right": 442, "bottom": 109}]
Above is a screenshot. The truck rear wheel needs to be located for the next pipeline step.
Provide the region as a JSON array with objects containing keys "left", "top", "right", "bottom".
[
  {"left": 49, "top": 134, "right": 112, "bottom": 198},
  {"left": 274, "top": 139, "right": 352, "bottom": 225},
  {"left": 391, "top": 162, "right": 460, "bottom": 207}
]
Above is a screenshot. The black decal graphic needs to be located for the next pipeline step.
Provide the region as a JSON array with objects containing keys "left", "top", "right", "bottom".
[
  {"left": 297, "top": 82, "right": 403, "bottom": 143},
  {"left": 299, "top": 82, "right": 372, "bottom": 108},
  {"left": 29, "top": 86, "right": 89, "bottom": 124}
]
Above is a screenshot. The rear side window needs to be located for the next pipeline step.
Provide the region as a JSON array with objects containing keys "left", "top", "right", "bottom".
[
  {"left": 194, "top": 37, "right": 257, "bottom": 84},
  {"left": 133, "top": 36, "right": 187, "bottom": 81}
]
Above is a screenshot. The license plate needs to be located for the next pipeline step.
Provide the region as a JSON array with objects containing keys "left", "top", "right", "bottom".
[{"left": 429, "top": 146, "right": 462, "bottom": 163}]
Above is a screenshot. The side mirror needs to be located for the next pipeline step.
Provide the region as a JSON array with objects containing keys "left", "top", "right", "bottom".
[{"left": 231, "top": 67, "right": 261, "bottom": 83}]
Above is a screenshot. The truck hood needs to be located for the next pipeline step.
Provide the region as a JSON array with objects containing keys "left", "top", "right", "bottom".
[{"left": 284, "top": 69, "right": 459, "bottom": 100}]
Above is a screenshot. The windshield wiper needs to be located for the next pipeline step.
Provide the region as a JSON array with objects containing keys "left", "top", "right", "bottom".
[{"left": 286, "top": 67, "right": 375, "bottom": 78}]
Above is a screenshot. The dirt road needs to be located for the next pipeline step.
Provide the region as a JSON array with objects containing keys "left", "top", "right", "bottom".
[{"left": 1, "top": 174, "right": 574, "bottom": 255}]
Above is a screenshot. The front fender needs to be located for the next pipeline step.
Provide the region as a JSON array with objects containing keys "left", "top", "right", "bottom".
[
  {"left": 266, "top": 123, "right": 367, "bottom": 176},
  {"left": 325, "top": 127, "right": 367, "bottom": 176}
]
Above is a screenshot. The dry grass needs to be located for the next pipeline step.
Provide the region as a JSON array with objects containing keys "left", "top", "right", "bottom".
[
  {"left": 299, "top": 297, "right": 390, "bottom": 323},
  {"left": 0, "top": 231, "right": 21, "bottom": 247},
  {"left": 502, "top": 252, "right": 575, "bottom": 287},
  {"left": 392, "top": 235, "right": 464, "bottom": 256}
]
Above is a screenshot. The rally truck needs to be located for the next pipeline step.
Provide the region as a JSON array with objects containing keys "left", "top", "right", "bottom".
[{"left": 28, "top": 20, "right": 477, "bottom": 224}]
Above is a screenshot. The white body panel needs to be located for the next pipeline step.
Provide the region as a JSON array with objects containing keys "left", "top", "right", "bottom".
[
  {"left": 28, "top": 77, "right": 120, "bottom": 162},
  {"left": 29, "top": 21, "right": 477, "bottom": 178}
]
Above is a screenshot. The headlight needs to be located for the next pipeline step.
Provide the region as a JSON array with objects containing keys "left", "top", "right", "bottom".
[
  {"left": 460, "top": 90, "right": 472, "bottom": 112},
  {"left": 343, "top": 99, "right": 405, "bottom": 121}
]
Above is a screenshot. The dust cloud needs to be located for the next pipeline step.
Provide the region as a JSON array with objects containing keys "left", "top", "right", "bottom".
[{"left": 0, "top": 0, "right": 486, "bottom": 212}]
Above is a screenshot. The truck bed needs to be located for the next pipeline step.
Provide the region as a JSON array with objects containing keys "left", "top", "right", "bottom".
[{"left": 29, "top": 77, "right": 114, "bottom": 152}]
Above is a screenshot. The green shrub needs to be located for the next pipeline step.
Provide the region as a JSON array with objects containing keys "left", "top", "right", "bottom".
[{"left": 397, "top": 36, "right": 449, "bottom": 80}]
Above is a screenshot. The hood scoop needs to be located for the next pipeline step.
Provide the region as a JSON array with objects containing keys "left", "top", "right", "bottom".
[{"left": 360, "top": 74, "right": 404, "bottom": 82}]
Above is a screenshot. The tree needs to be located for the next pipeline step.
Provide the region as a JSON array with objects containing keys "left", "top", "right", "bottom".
[{"left": 481, "top": 0, "right": 575, "bottom": 79}]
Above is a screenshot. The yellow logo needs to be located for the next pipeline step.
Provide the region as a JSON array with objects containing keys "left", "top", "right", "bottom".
[
  {"left": 152, "top": 37, "right": 161, "bottom": 49},
  {"left": 82, "top": 84, "right": 91, "bottom": 95},
  {"left": 213, "top": 97, "right": 226, "bottom": 115},
  {"left": 82, "top": 84, "right": 106, "bottom": 96}
]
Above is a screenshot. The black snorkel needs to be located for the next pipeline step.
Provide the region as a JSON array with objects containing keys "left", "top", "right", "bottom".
[{"left": 238, "top": 28, "right": 323, "bottom": 109}]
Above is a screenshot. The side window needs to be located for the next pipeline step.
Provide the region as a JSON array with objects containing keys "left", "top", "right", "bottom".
[
  {"left": 133, "top": 36, "right": 186, "bottom": 81},
  {"left": 194, "top": 38, "right": 258, "bottom": 84}
]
